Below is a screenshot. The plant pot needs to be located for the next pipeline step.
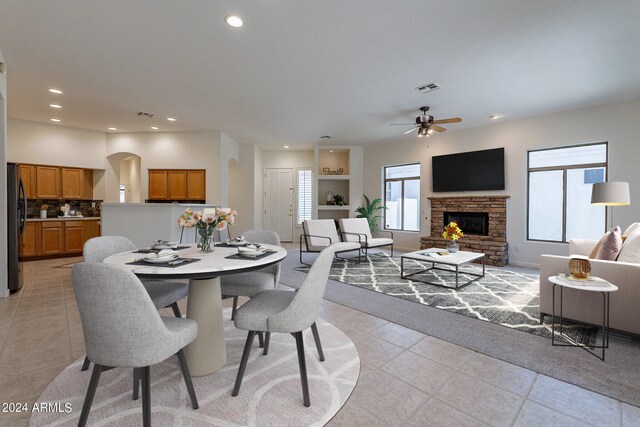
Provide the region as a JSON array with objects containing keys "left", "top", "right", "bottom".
[
  {"left": 446, "top": 240, "right": 459, "bottom": 253},
  {"left": 40, "top": 210, "right": 47, "bottom": 219}
]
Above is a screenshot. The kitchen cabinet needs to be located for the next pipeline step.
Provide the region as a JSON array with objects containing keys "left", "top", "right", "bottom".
[
  {"left": 18, "top": 165, "right": 37, "bottom": 199},
  {"left": 149, "top": 170, "right": 168, "bottom": 200},
  {"left": 187, "top": 170, "right": 206, "bottom": 200},
  {"left": 148, "top": 169, "right": 206, "bottom": 201},
  {"left": 168, "top": 170, "right": 187, "bottom": 199},
  {"left": 84, "top": 220, "right": 100, "bottom": 241},
  {"left": 41, "top": 221, "right": 64, "bottom": 255},
  {"left": 20, "top": 222, "right": 40, "bottom": 257},
  {"left": 64, "top": 221, "right": 84, "bottom": 253},
  {"left": 61, "top": 168, "right": 83, "bottom": 199},
  {"left": 36, "top": 166, "right": 61, "bottom": 199},
  {"left": 82, "top": 169, "right": 94, "bottom": 200}
]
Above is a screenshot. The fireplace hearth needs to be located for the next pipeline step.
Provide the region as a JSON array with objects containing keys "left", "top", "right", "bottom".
[{"left": 444, "top": 211, "right": 489, "bottom": 236}]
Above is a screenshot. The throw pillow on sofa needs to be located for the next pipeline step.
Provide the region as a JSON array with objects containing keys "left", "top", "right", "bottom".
[
  {"left": 618, "top": 228, "right": 640, "bottom": 264},
  {"left": 592, "top": 226, "right": 622, "bottom": 260}
]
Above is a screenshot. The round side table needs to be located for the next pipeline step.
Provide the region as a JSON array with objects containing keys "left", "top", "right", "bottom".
[{"left": 548, "top": 275, "right": 618, "bottom": 361}]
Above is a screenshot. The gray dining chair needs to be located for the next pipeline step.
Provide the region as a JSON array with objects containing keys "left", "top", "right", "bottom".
[
  {"left": 231, "top": 243, "right": 343, "bottom": 407},
  {"left": 80, "top": 236, "right": 189, "bottom": 371},
  {"left": 221, "top": 229, "right": 281, "bottom": 321},
  {"left": 72, "top": 262, "right": 199, "bottom": 427}
]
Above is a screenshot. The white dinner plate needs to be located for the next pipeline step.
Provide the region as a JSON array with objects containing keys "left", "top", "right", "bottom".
[
  {"left": 143, "top": 255, "right": 179, "bottom": 264},
  {"left": 237, "top": 249, "right": 266, "bottom": 257},
  {"left": 228, "top": 241, "right": 247, "bottom": 246}
]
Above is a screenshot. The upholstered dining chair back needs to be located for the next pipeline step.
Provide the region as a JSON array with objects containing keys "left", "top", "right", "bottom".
[
  {"left": 83, "top": 236, "right": 137, "bottom": 263},
  {"left": 241, "top": 229, "right": 281, "bottom": 284},
  {"left": 72, "top": 262, "right": 184, "bottom": 368},
  {"left": 268, "top": 243, "right": 343, "bottom": 332}
]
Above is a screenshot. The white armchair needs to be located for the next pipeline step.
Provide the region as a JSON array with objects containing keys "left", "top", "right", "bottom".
[
  {"left": 338, "top": 218, "right": 394, "bottom": 256},
  {"left": 299, "top": 220, "right": 361, "bottom": 266},
  {"left": 539, "top": 238, "right": 640, "bottom": 335}
]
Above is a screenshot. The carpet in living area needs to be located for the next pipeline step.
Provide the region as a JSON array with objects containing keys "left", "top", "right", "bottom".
[
  {"left": 282, "top": 250, "right": 640, "bottom": 407},
  {"left": 297, "top": 253, "right": 596, "bottom": 346},
  {"left": 31, "top": 311, "right": 359, "bottom": 426}
]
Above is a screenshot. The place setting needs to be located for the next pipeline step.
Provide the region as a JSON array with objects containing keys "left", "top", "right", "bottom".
[
  {"left": 225, "top": 244, "right": 278, "bottom": 260},
  {"left": 132, "top": 239, "right": 191, "bottom": 254},
  {"left": 126, "top": 247, "right": 202, "bottom": 268}
]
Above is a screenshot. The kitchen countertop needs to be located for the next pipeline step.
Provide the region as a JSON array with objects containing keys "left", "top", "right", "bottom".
[{"left": 26, "top": 217, "right": 101, "bottom": 222}]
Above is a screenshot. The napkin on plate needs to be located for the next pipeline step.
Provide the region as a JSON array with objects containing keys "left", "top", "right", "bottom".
[{"left": 145, "top": 249, "right": 178, "bottom": 260}]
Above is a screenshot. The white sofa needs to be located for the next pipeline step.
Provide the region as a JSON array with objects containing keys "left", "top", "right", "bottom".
[{"left": 539, "top": 239, "right": 640, "bottom": 336}]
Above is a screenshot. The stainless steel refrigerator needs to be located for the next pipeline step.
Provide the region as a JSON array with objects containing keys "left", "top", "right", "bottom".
[{"left": 7, "top": 163, "right": 27, "bottom": 292}]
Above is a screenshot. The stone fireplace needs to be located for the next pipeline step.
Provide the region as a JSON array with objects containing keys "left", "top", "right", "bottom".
[{"left": 420, "top": 196, "right": 509, "bottom": 266}]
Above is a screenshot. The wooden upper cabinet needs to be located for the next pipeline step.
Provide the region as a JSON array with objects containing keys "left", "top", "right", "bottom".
[
  {"left": 18, "top": 165, "right": 37, "bottom": 199},
  {"left": 36, "top": 166, "right": 61, "bottom": 199},
  {"left": 149, "top": 170, "right": 168, "bottom": 199},
  {"left": 167, "top": 170, "right": 187, "bottom": 200},
  {"left": 187, "top": 170, "right": 206, "bottom": 200},
  {"left": 61, "top": 168, "right": 83, "bottom": 199},
  {"left": 82, "top": 170, "right": 94, "bottom": 200}
]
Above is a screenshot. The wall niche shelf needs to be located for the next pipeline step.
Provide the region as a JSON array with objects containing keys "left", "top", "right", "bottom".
[
  {"left": 317, "top": 205, "right": 351, "bottom": 211},
  {"left": 313, "top": 146, "right": 363, "bottom": 221}
]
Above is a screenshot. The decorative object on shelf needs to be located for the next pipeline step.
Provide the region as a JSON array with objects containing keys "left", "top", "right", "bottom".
[
  {"left": 178, "top": 208, "right": 237, "bottom": 253},
  {"left": 569, "top": 255, "right": 591, "bottom": 279},
  {"left": 60, "top": 203, "right": 71, "bottom": 217},
  {"left": 355, "top": 195, "right": 386, "bottom": 232},
  {"left": 40, "top": 203, "right": 48, "bottom": 219},
  {"left": 326, "top": 191, "right": 334, "bottom": 205},
  {"left": 442, "top": 221, "right": 464, "bottom": 253},
  {"left": 322, "top": 167, "right": 344, "bottom": 175},
  {"left": 333, "top": 194, "right": 345, "bottom": 206}
]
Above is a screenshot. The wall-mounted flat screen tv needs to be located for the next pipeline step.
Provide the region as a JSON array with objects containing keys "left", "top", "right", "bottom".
[{"left": 432, "top": 147, "right": 505, "bottom": 192}]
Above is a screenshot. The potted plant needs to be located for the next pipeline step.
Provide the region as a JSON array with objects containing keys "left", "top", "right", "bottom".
[
  {"left": 354, "top": 195, "right": 386, "bottom": 232},
  {"left": 40, "top": 204, "right": 48, "bottom": 219},
  {"left": 333, "top": 194, "right": 345, "bottom": 206},
  {"left": 177, "top": 208, "right": 237, "bottom": 253},
  {"left": 442, "top": 221, "right": 464, "bottom": 253}
]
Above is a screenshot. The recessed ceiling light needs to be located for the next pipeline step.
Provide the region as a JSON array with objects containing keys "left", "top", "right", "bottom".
[
  {"left": 49, "top": 88, "right": 63, "bottom": 94},
  {"left": 283, "top": 145, "right": 290, "bottom": 149},
  {"left": 167, "top": 117, "right": 176, "bottom": 122},
  {"left": 489, "top": 115, "right": 503, "bottom": 120},
  {"left": 329, "top": 150, "right": 334, "bottom": 153},
  {"left": 225, "top": 15, "right": 243, "bottom": 28},
  {"left": 150, "top": 126, "right": 159, "bottom": 130},
  {"left": 49, "top": 104, "right": 62, "bottom": 109},
  {"left": 50, "top": 118, "right": 61, "bottom": 122},
  {"left": 108, "top": 127, "right": 117, "bottom": 131}
]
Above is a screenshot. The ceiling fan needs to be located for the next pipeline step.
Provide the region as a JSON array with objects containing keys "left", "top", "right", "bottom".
[{"left": 391, "top": 106, "right": 462, "bottom": 137}]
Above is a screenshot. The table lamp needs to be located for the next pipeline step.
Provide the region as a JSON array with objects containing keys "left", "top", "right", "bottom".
[{"left": 591, "top": 181, "right": 630, "bottom": 229}]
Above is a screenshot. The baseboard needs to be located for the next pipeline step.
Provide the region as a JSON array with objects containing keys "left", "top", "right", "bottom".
[{"left": 509, "top": 260, "right": 540, "bottom": 269}]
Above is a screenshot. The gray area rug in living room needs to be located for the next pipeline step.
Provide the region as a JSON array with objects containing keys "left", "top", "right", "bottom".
[{"left": 298, "top": 253, "right": 596, "bottom": 345}]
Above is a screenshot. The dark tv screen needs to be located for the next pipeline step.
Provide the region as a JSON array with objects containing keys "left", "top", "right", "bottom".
[{"left": 432, "top": 148, "right": 505, "bottom": 192}]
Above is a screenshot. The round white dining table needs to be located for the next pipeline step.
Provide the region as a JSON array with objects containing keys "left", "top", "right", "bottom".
[{"left": 103, "top": 243, "right": 287, "bottom": 376}]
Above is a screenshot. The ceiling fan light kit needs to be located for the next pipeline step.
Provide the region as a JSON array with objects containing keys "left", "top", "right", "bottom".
[{"left": 390, "top": 106, "right": 462, "bottom": 138}]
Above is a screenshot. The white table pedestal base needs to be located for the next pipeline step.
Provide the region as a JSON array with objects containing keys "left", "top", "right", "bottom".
[{"left": 185, "top": 277, "right": 227, "bottom": 376}]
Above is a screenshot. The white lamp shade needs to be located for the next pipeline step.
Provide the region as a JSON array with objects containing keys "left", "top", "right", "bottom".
[{"left": 591, "top": 182, "right": 631, "bottom": 206}]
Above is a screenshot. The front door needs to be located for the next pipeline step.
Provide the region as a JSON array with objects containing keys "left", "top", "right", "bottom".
[{"left": 264, "top": 168, "right": 293, "bottom": 242}]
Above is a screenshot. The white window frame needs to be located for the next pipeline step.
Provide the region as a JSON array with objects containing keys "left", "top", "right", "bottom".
[
  {"left": 296, "top": 168, "right": 313, "bottom": 226},
  {"left": 383, "top": 163, "right": 421, "bottom": 232}
]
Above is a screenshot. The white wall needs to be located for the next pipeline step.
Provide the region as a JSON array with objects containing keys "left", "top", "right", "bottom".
[
  {"left": 363, "top": 98, "right": 640, "bottom": 266},
  {"left": 7, "top": 118, "right": 106, "bottom": 169},
  {"left": 0, "top": 50, "right": 8, "bottom": 297},
  {"left": 220, "top": 133, "right": 240, "bottom": 207},
  {"left": 105, "top": 131, "right": 222, "bottom": 203}
]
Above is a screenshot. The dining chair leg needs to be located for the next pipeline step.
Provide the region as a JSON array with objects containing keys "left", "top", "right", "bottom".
[
  {"left": 231, "top": 296, "right": 238, "bottom": 320},
  {"left": 171, "top": 302, "right": 182, "bottom": 318},
  {"left": 311, "top": 322, "right": 325, "bottom": 362},
  {"left": 132, "top": 368, "right": 141, "bottom": 400},
  {"left": 78, "top": 363, "right": 103, "bottom": 427},
  {"left": 263, "top": 332, "right": 271, "bottom": 356},
  {"left": 232, "top": 331, "right": 256, "bottom": 397},
  {"left": 293, "top": 331, "right": 311, "bottom": 407},
  {"left": 81, "top": 356, "right": 91, "bottom": 371},
  {"left": 176, "top": 349, "right": 199, "bottom": 409},
  {"left": 258, "top": 332, "right": 264, "bottom": 348},
  {"left": 141, "top": 366, "right": 151, "bottom": 427}
]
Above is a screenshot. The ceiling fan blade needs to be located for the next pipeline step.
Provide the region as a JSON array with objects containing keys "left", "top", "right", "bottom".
[
  {"left": 432, "top": 117, "right": 462, "bottom": 124},
  {"left": 432, "top": 125, "right": 447, "bottom": 133},
  {"left": 390, "top": 123, "right": 417, "bottom": 126},
  {"left": 403, "top": 127, "right": 419, "bottom": 135}
]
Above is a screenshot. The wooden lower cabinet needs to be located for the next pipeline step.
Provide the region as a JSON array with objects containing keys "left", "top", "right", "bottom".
[
  {"left": 20, "top": 222, "right": 40, "bottom": 257},
  {"left": 84, "top": 220, "right": 100, "bottom": 241},
  {"left": 41, "top": 222, "right": 64, "bottom": 255},
  {"left": 64, "top": 221, "right": 85, "bottom": 254}
]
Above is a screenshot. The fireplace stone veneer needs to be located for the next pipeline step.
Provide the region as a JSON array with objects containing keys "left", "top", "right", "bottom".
[{"left": 420, "top": 196, "right": 509, "bottom": 266}]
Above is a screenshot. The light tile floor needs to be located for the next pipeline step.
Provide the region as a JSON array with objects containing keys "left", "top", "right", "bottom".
[{"left": 1, "top": 255, "right": 639, "bottom": 426}]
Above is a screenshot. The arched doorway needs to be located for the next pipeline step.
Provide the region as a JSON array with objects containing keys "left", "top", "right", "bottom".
[{"left": 106, "top": 152, "right": 142, "bottom": 203}]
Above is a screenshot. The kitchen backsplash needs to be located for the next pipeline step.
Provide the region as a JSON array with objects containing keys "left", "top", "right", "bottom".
[{"left": 28, "top": 200, "right": 102, "bottom": 218}]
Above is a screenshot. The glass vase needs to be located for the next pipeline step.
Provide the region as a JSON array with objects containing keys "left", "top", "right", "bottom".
[
  {"left": 446, "top": 240, "right": 459, "bottom": 253},
  {"left": 198, "top": 231, "right": 215, "bottom": 253}
]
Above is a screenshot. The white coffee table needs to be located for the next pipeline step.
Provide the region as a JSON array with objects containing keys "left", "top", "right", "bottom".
[
  {"left": 548, "top": 275, "right": 618, "bottom": 361},
  {"left": 400, "top": 248, "right": 485, "bottom": 289}
]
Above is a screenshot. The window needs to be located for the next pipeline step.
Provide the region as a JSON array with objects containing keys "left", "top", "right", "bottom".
[
  {"left": 297, "top": 169, "right": 312, "bottom": 225},
  {"left": 119, "top": 184, "right": 126, "bottom": 203},
  {"left": 384, "top": 163, "right": 420, "bottom": 231},
  {"left": 527, "top": 142, "right": 607, "bottom": 242}
]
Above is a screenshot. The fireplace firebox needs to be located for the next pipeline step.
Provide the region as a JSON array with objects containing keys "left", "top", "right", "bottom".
[{"left": 443, "top": 212, "right": 489, "bottom": 236}]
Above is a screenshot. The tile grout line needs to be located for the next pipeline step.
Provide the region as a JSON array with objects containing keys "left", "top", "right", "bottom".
[{"left": 507, "top": 372, "right": 538, "bottom": 426}]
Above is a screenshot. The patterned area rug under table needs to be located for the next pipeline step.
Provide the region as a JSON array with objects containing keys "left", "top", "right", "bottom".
[
  {"left": 299, "top": 253, "right": 597, "bottom": 346},
  {"left": 31, "top": 310, "right": 359, "bottom": 426}
]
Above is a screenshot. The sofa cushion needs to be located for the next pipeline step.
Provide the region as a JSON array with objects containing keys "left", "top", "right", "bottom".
[
  {"left": 618, "top": 229, "right": 640, "bottom": 264},
  {"left": 623, "top": 222, "right": 640, "bottom": 237},
  {"left": 593, "top": 226, "right": 622, "bottom": 261}
]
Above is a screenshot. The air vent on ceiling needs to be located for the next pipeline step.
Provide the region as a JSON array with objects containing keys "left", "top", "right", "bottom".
[
  {"left": 416, "top": 82, "right": 440, "bottom": 94},
  {"left": 137, "top": 111, "right": 154, "bottom": 118},
  {"left": 320, "top": 135, "right": 331, "bottom": 139}
]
